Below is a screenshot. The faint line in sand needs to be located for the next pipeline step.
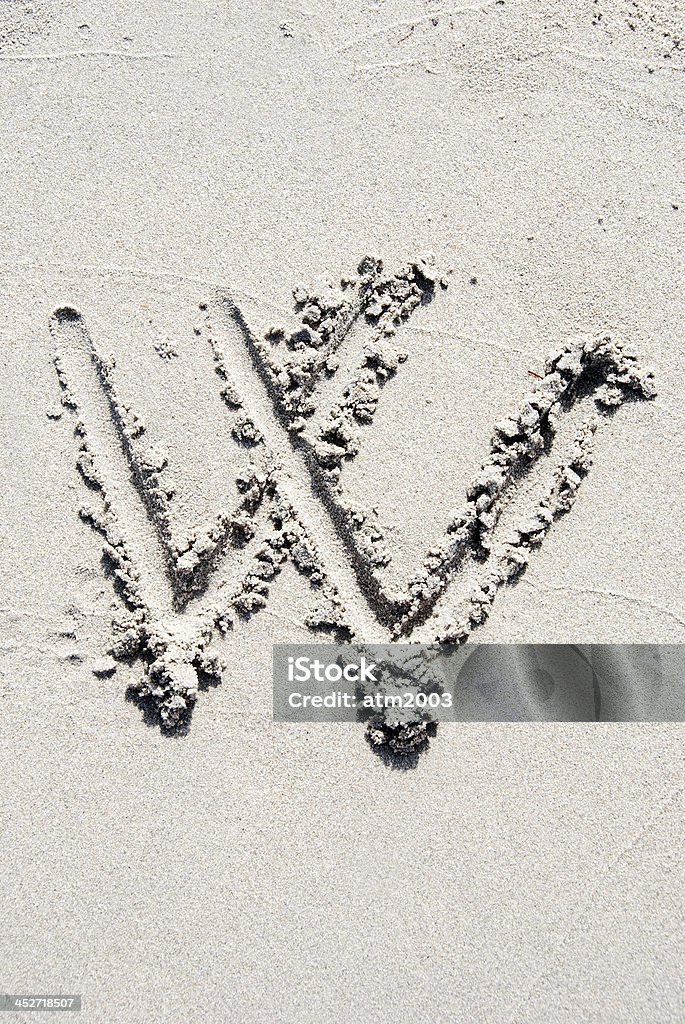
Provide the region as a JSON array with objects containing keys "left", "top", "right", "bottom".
[
  {"left": 0, "top": 50, "right": 178, "bottom": 62},
  {"left": 521, "top": 579, "right": 685, "bottom": 632},
  {"left": 0, "top": 259, "right": 291, "bottom": 318},
  {"left": 506, "top": 783, "right": 684, "bottom": 1024},
  {"left": 336, "top": 5, "right": 496, "bottom": 54}
]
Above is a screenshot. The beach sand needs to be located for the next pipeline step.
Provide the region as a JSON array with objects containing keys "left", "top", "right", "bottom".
[{"left": 1, "top": 1, "right": 684, "bottom": 1020}]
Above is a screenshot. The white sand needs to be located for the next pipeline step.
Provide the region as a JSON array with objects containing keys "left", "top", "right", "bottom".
[{"left": 1, "top": 1, "right": 684, "bottom": 1020}]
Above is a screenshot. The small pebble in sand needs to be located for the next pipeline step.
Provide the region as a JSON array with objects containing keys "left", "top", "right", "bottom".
[{"left": 92, "top": 656, "right": 117, "bottom": 677}]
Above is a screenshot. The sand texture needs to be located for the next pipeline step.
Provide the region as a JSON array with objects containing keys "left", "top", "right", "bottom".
[{"left": 1, "top": 1, "right": 684, "bottom": 1021}]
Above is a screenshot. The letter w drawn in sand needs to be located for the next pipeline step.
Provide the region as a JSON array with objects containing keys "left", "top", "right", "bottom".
[{"left": 51, "top": 255, "right": 656, "bottom": 731}]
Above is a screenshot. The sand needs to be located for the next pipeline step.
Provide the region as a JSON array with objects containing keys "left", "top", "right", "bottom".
[{"left": 1, "top": 0, "right": 684, "bottom": 1020}]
